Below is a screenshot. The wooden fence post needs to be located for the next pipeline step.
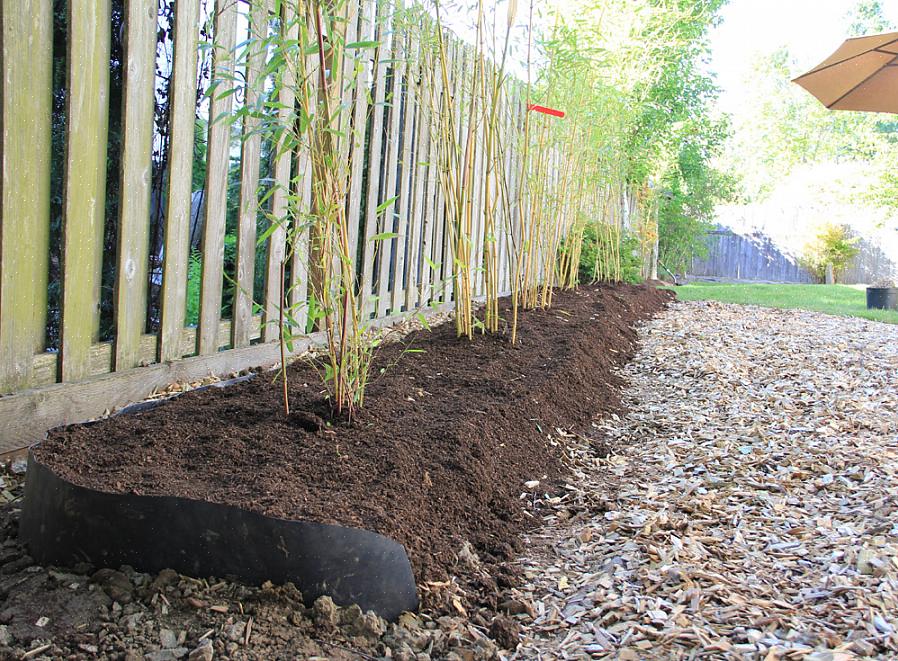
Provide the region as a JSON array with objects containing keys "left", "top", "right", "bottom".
[
  {"left": 59, "top": 0, "right": 112, "bottom": 382},
  {"left": 114, "top": 0, "right": 158, "bottom": 371},
  {"left": 159, "top": 0, "right": 200, "bottom": 363},
  {"left": 0, "top": 0, "right": 53, "bottom": 393}
]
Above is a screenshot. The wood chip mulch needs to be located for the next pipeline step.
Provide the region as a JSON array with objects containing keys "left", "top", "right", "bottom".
[{"left": 511, "top": 300, "right": 898, "bottom": 660}]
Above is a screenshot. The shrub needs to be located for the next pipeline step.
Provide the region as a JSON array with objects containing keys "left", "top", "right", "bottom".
[
  {"left": 800, "top": 224, "right": 860, "bottom": 283},
  {"left": 577, "top": 225, "right": 643, "bottom": 284}
]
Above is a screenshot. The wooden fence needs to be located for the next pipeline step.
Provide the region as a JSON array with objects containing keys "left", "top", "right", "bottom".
[
  {"left": 689, "top": 227, "right": 898, "bottom": 284},
  {"left": 0, "top": 0, "right": 557, "bottom": 456}
]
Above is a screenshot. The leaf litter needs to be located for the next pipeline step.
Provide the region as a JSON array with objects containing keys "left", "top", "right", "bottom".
[{"left": 512, "top": 300, "right": 898, "bottom": 659}]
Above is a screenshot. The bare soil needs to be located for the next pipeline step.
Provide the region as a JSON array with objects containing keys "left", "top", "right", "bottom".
[
  {"left": 37, "top": 285, "right": 670, "bottom": 593},
  {"left": 1, "top": 284, "right": 671, "bottom": 658}
]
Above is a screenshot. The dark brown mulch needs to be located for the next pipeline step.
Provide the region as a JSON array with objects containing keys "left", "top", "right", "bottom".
[{"left": 37, "top": 284, "right": 671, "bottom": 594}]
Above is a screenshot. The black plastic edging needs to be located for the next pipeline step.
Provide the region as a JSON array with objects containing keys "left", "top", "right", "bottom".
[{"left": 19, "top": 376, "right": 418, "bottom": 620}]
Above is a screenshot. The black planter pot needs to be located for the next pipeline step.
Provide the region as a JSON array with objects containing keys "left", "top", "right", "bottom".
[{"left": 866, "top": 287, "right": 898, "bottom": 311}]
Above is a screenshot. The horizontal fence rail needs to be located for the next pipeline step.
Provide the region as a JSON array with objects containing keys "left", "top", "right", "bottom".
[{"left": 0, "top": 0, "right": 636, "bottom": 455}]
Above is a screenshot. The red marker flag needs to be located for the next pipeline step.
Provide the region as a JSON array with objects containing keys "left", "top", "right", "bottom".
[{"left": 527, "top": 104, "right": 565, "bottom": 119}]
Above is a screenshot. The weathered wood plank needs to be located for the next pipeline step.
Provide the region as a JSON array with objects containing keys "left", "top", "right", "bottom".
[
  {"left": 417, "top": 39, "right": 440, "bottom": 308},
  {"left": 287, "top": 17, "right": 315, "bottom": 330},
  {"left": 346, "top": 0, "right": 375, "bottom": 269},
  {"left": 2, "top": 331, "right": 325, "bottom": 455},
  {"left": 443, "top": 39, "right": 467, "bottom": 304},
  {"left": 358, "top": 0, "right": 392, "bottom": 316},
  {"left": 1, "top": 302, "right": 452, "bottom": 455},
  {"left": 470, "top": 67, "right": 485, "bottom": 299},
  {"left": 264, "top": 1, "right": 299, "bottom": 342},
  {"left": 58, "top": 0, "right": 112, "bottom": 382},
  {"left": 391, "top": 30, "right": 418, "bottom": 314},
  {"left": 0, "top": 0, "right": 53, "bottom": 393},
  {"left": 31, "top": 314, "right": 264, "bottom": 390},
  {"left": 427, "top": 38, "right": 449, "bottom": 305},
  {"left": 405, "top": 34, "right": 430, "bottom": 312},
  {"left": 375, "top": 25, "right": 406, "bottom": 317},
  {"left": 159, "top": 0, "right": 200, "bottom": 362},
  {"left": 114, "top": 0, "right": 157, "bottom": 371},
  {"left": 338, "top": 0, "right": 360, "bottom": 168},
  {"left": 232, "top": 1, "right": 266, "bottom": 349},
  {"left": 197, "top": 0, "right": 238, "bottom": 355}
]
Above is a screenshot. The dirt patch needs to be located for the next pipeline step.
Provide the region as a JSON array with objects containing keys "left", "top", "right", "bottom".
[{"left": 36, "top": 285, "right": 670, "bottom": 594}]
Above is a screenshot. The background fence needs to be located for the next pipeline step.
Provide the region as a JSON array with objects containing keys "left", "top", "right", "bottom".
[
  {"left": 689, "top": 226, "right": 898, "bottom": 284},
  {"left": 0, "top": 0, "right": 623, "bottom": 455}
]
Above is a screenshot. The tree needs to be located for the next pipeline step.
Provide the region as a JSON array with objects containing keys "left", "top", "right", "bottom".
[
  {"left": 658, "top": 117, "right": 735, "bottom": 276},
  {"left": 846, "top": 0, "right": 893, "bottom": 36},
  {"left": 800, "top": 224, "right": 860, "bottom": 283}
]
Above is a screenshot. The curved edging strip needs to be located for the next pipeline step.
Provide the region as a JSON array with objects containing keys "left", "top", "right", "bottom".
[{"left": 20, "top": 450, "right": 418, "bottom": 620}]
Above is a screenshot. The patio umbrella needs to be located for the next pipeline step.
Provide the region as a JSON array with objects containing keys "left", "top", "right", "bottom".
[{"left": 793, "top": 31, "right": 898, "bottom": 113}]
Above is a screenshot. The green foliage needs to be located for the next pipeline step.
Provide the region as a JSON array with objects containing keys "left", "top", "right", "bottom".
[
  {"left": 577, "top": 226, "right": 642, "bottom": 284},
  {"left": 658, "top": 115, "right": 735, "bottom": 275},
  {"left": 847, "top": 0, "right": 893, "bottom": 36},
  {"left": 724, "top": 0, "right": 898, "bottom": 205},
  {"left": 185, "top": 250, "right": 202, "bottom": 327},
  {"left": 800, "top": 224, "right": 861, "bottom": 283},
  {"left": 185, "top": 234, "right": 240, "bottom": 327}
]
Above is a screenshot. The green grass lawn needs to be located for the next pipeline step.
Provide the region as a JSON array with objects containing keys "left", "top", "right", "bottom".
[{"left": 666, "top": 282, "right": 898, "bottom": 325}]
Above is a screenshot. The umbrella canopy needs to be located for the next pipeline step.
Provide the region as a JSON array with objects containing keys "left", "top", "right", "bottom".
[{"left": 793, "top": 31, "right": 898, "bottom": 113}]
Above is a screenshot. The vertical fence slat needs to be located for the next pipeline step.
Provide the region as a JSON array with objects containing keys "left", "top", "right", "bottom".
[
  {"left": 471, "top": 68, "right": 485, "bottom": 298},
  {"left": 232, "top": 2, "right": 266, "bottom": 349},
  {"left": 391, "top": 31, "right": 418, "bottom": 314},
  {"left": 0, "top": 0, "right": 53, "bottom": 392},
  {"left": 159, "top": 0, "right": 200, "bottom": 362},
  {"left": 197, "top": 0, "right": 238, "bottom": 355},
  {"left": 59, "top": 0, "right": 112, "bottom": 382},
  {"left": 359, "top": 1, "right": 390, "bottom": 316},
  {"left": 442, "top": 39, "right": 466, "bottom": 304},
  {"left": 346, "top": 0, "right": 374, "bottom": 267},
  {"left": 265, "top": 2, "right": 298, "bottom": 341},
  {"left": 287, "top": 22, "right": 315, "bottom": 331},
  {"left": 114, "top": 0, "right": 157, "bottom": 371},
  {"left": 338, "top": 0, "right": 359, "bottom": 167},
  {"left": 405, "top": 35, "right": 429, "bottom": 312},
  {"left": 426, "top": 38, "right": 447, "bottom": 306},
  {"left": 498, "top": 88, "right": 514, "bottom": 294},
  {"left": 375, "top": 24, "right": 405, "bottom": 317},
  {"left": 417, "top": 37, "right": 439, "bottom": 307}
]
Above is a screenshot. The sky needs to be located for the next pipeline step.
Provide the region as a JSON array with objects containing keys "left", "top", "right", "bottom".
[{"left": 707, "top": 0, "right": 898, "bottom": 115}]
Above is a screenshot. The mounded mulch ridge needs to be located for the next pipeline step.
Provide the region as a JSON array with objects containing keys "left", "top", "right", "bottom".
[{"left": 37, "top": 284, "right": 671, "bottom": 593}]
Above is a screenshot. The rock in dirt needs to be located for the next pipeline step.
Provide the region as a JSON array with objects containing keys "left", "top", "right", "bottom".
[
  {"left": 340, "top": 605, "right": 385, "bottom": 640},
  {"left": 488, "top": 616, "right": 520, "bottom": 650},
  {"left": 1, "top": 554, "right": 32, "bottom": 574},
  {"left": 187, "top": 640, "right": 214, "bottom": 661},
  {"left": 0, "top": 624, "right": 11, "bottom": 646},
  {"left": 458, "top": 541, "right": 480, "bottom": 569},
  {"left": 91, "top": 568, "right": 134, "bottom": 604},
  {"left": 159, "top": 627, "right": 179, "bottom": 648},
  {"left": 150, "top": 568, "right": 179, "bottom": 593},
  {"left": 312, "top": 596, "right": 338, "bottom": 630},
  {"left": 497, "top": 599, "right": 533, "bottom": 618},
  {"left": 223, "top": 621, "right": 245, "bottom": 643}
]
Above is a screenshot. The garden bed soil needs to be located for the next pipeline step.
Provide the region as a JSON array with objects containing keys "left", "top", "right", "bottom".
[{"left": 35, "top": 284, "right": 671, "bottom": 603}]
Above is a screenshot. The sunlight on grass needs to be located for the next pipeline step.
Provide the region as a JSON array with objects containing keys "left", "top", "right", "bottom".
[{"left": 666, "top": 282, "right": 898, "bottom": 325}]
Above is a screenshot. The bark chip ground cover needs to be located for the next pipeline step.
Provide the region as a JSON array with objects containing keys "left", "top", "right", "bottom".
[{"left": 515, "top": 300, "right": 898, "bottom": 659}]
